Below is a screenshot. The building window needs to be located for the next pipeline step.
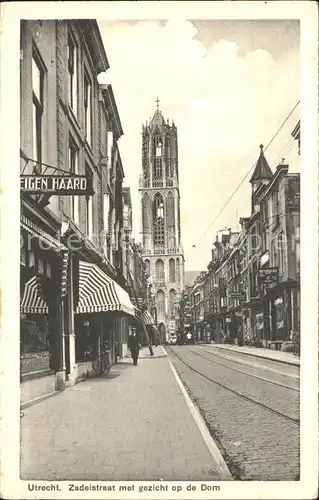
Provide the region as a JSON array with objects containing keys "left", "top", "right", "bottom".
[
  {"left": 45, "top": 262, "right": 51, "bottom": 278},
  {"left": 85, "top": 165, "right": 93, "bottom": 239},
  {"left": 272, "top": 189, "right": 280, "bottom": 226},
  {"left": 29, "top": 248, "right": 35, "bottom": 267},
  {"left": 155, "top": 259, "right": 164, "bottom": 282},
  {"left": 153, "top": 193, "right": 165, "bottom": 247},
  {"left": 103, "top": 193, "right": 110, "bottom": 233},
  {"left": 156, "top": 290, "right": 165, "bottom": 317},
  {"left": 84, "top": 71, "right": 92, "bottom": 145},
  {"left": 67, "top": 32, "right": 78, "bottom": 116},
  {"left": 32, "top": 51, "right": 44, "bottom": 168},
  {"left": 176, "top": 257, "right": 180, "bottom": 281},
  {"left": 169, "top": 258, "right": 175, "bottom": 282},
  {"left": 37, "top": 257, "right": 44, "bottom": 275},
  {"left": 69, "top": 139, "right": 79, "bottom": 225},
  {"left": 142, "top": 193, "right": 151, "bottom": 246},
  {"left": 144, "top": 259, "right": 150, "bottom": 277},
  {"left": 271, "top": 239, "right": 278, "bottom": 268},
  {"left": 166, "top": 192, "right": 175, "bottom": 248},
  {"left": 277, "top": 232, "right": 285, "bottom": 275}
]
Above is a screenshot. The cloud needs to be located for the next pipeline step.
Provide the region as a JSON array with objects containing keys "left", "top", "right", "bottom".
[{"left": 98, "top": 19, "right": 300, "bottom": 271}]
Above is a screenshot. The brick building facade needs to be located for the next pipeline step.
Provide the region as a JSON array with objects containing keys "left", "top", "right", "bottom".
[{"left": 20, "top": 20, "right": 137, "bottom": 404}]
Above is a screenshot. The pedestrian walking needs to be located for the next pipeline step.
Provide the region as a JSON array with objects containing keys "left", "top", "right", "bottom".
[{"left": 128, "top": 327, "right": 142, "bottom": 365}]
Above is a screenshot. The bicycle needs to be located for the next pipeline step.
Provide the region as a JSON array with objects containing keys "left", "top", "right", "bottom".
[{"left": 92, "top": 342, "right": 112, "bottom": 376}]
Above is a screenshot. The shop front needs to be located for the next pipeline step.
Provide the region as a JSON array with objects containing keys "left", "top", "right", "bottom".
[
  {"left": 74, "top": 260, "right": 136, "bottom": 377},
  {"left": 266, "top": 282, "right": 296, "bottom": 342},
  {"left": 20, "top": 213, "right": 67, "bottom": 404}
]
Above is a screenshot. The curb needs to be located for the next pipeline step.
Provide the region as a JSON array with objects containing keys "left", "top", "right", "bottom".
[
  {"left": 212, "top": 345, "right": 300, "bottom": 367},
  {"left": 164, "top": 347, "right": 233, "bottom": 481},
  {"left": 20, "top": 389, "right": 61, "bottom": 411}
]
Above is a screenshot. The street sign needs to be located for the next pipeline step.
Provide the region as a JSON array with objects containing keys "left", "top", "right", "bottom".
[
  {"left": 259, "top": 267, "right": 278, "bottom": 281},
  {"left": 20, "top": 175, "right": 94, "bottom": 195}
]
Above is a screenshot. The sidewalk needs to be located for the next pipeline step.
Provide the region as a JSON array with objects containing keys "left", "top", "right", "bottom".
[
  {"left": 20, "top": 346, "right": 231, "bottom": 481},
  {"left": 211, "top": 343, "right": 300, "bottom": 366}
]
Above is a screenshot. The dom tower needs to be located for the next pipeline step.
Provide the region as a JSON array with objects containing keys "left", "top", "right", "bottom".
[{"left": 139, "top": 100, "right": 184, "bottom": 342}]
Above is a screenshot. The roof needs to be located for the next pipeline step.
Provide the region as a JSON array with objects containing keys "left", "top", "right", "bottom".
[
  {"left": 184, "top": 270, "right": 203, "bottom": 287},
  {"left": 249, "top": 144, "right": 272, "bottom": 183},
  {"left": 150, "top": 109, "right": 166, "bottom": 129},
  {"left": 99, "top": 84, "right": 124, "bottom": 140},
  {"left": 78, "top": 20, "right": 109, "bottom": 74},
  {"left": 291, "top": 120, "right": 300, "bottom": 140}
]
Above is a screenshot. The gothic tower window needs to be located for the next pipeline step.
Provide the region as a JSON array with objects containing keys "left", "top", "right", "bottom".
[
  {"left": 142, "top": 193, "right": 151, "bottom": 246},
  {"left": 155, "top": 259, "right": 164, "bottom": 282},
  {"left": 165, "top": 136, "right": 171, "bottom": 182},
  {"left": 152, "top": 132, "right": 162, "bottom": 182},
  {"left": 142, "top": 133, "right": 149, "bottom": 180},
  {"left": 169, "top": 289, "right": 176, "bottom": 319},
  {"left": 156, "top": 289, "right": 165, "bottom": 317},
  {"left": 153, "top": 193, "right": 165, "bottom": 247},
  {"left": 169, "top": 258, "right": 175, "bottom": 282},
  {"left": 166, "top": 192, "right": 175, "bottom": 248},
  {"left": 144, "top": 259, "right": 150, "bottom": 277},
  {"left": 176, "top": 257, "right": 180, "bottom": 281}
]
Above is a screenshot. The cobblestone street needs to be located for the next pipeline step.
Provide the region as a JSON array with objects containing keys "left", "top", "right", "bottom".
[{"left": 167, "top": 345, "right": 300, "bottom": 481}]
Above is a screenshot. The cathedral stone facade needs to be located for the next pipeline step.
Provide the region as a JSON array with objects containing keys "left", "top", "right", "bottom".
[{"left": 139, "top": 102, "right": 184, "bottom": 342}]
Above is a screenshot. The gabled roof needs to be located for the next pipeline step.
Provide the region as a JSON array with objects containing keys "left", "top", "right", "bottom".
[{"left": 249, "top": 144, "right": 272, "bottom": 183}]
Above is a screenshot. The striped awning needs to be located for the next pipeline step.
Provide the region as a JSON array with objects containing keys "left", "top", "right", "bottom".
[
  {"left": 21, "top": 276, "right": 49, "bottom": 314},
  {"left": 142, "top": 310, "right": 155, "bottom": 326},
  {"left": 76, "top": 261, "right": 135, "bottom": 315}
]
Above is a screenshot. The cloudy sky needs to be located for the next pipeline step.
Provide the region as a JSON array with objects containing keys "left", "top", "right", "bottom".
[{"left": 98, "top": 19, "right": 300, "bottom": 272}]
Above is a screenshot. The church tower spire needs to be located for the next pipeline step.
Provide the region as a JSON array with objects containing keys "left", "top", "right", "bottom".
[{"left": 139, "top": 101, "right": 184, "bottom": 343}]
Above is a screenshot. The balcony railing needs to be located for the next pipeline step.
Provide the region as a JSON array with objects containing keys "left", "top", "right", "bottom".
[
  {"left": 139, "top": 176, "right": 178, "bottom": 189},
  {"left": 152, "top": 178, "right": 164, "bottom": 188},
  {"left": 139, "top": 178, "right": 150, "bottom": 188}
]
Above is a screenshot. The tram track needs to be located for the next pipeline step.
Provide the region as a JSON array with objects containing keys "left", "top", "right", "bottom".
[
  {"left": 187, "top": 346, "right": 299, "bottom": 392},
  {"left": 167, "top": 347, "right": 299, "bottom": 425}
]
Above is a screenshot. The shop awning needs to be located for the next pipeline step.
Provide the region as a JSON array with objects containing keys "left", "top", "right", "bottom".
[
  {"left": 142, "top": 310, "right": 155, "bottom": 326},
  {"left": 21, "top": 276, "right": 49, "bottom": 314},
  {"left": 21, "top": 215, "right": 67, "bottom": 254},
  {"left": 76, "top": 261, "right": 135, "bottom": 315}
]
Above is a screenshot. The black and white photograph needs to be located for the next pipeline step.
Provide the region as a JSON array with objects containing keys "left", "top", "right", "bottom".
[{"left": 0, "top": 1, "right": 318, "bottom": 499}]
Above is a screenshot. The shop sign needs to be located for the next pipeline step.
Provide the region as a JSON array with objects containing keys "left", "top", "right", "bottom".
[
  {"left": 226, "top": 317, "right": 231, "bottom": 323},
  {"left": 230, "top": 292, "right": 246, "bottom": 301},
  {"left": 259, "top": 267, "right": 278, "bottom": 282},
  {"left": 20, "top": 175, "right": 94, "bottom": 195}
]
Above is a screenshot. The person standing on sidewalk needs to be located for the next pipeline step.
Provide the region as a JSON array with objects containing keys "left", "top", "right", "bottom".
[{"left": 128, "top": 327, "right": 142, "bottom": 365}]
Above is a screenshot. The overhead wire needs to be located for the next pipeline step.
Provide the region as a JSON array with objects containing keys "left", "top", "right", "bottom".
[{"left": 192, "top": 100, "right": 300, "bottom": 247}]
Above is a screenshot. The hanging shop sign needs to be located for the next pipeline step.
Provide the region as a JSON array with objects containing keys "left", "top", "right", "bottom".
[
  {"left": 259, "top": 267, "right": 278, "bottom": 282},
  {"left": 20, "top": 175, "right": 94, "bottom": 196},
  {"left": 226, "top": 317, "right": 231, "bottom": 323}
]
